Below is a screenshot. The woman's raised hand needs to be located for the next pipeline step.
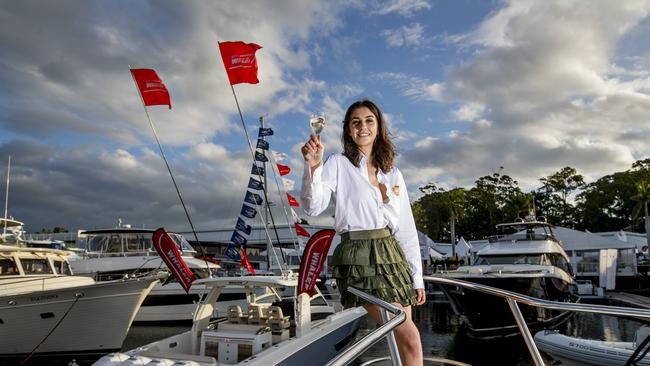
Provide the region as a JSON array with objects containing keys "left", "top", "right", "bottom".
[{"left": 301, "top": 134, "right": 324, "bottom": 168}]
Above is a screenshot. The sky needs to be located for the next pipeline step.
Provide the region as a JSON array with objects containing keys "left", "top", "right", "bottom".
[{"left": 2, "top": 0, "right": 650, "bottom": 234}]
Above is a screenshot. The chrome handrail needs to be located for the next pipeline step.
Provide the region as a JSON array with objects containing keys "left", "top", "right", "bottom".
[
  {"left": 424, "top": 275, "right": 650, "bottom": 366},
  {"left": 326, "top": 287, "right": 406, "bottom": 366}
]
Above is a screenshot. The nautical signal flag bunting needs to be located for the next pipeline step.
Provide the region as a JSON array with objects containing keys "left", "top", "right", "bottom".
[
  {"left": 130, "top": 68, "right": 172, "bottom": 109},
  {"left": 218, "top": 41, "right": 262, "bottom": 85}
]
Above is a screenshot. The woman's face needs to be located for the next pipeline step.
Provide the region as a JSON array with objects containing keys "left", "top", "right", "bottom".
[{"left": 348, "top": 106, "right": 377, "bottom": 151}]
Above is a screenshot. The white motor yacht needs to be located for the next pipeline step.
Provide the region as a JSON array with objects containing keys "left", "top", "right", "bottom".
[
  {"left": 93, "top": 274, "right": 366, "bottom": 365},
  {"left": 0, "top": 244, "right": 161, "bottom": 364}
]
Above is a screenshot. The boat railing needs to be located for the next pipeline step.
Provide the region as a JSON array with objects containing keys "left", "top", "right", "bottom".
[
  {"left": 326, "top": 286, "right": 406, "bottom": 366},
  {"left": 423, "top": 275, "right": 650, "bottom": 366},
  {"left": 327, "top": 276, "right": 650, "bottom": 366}
]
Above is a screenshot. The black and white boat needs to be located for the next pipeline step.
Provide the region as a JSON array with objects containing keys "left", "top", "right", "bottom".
[{"left": 437, "top": 218, "right": 578, "bottom": 338}]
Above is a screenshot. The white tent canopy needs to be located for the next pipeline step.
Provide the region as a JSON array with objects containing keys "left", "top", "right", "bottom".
[{"left": 455, "top": 237, "right": 472, "bottom": 257}]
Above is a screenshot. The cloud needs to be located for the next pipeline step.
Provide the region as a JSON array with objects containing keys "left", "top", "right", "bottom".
[
  {"left": 397, "top": 0, "right": 650, "bottom": 197},
  {"left": 382, "top": 23, "right": 425, "bottom": 47},
  {"left": 372, "top": 0, "right": 432, "bottom": 17}
]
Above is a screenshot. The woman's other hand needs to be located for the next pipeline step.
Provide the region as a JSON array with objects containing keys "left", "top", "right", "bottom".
[{"left": 415, "top": 288, "right": 426, "bottom": 306}]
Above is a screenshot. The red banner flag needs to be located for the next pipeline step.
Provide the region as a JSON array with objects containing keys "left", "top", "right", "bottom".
[
  {"left": 152, "top": 228, "right": 195, "bottom": 293},
  {"left": 240, "top": 249, "right": 256, "bottom": 275},
  {"left": 287, "top": 193, "right": 300, "bottom": 207},
  {"left": 130, "top": 68, "right": 172, "bottom": 109},
  {"left": 277, "top": 163, "right": 291, "bottom": 176},
  {"left": 298, "top": 229, "right": 336, "bottom": 296},
  {"left": 295, "top": 223, "right": 310, "bottom": 237},
  {"left": 218, "top": 41, "right": 262, "bottom": 85}
]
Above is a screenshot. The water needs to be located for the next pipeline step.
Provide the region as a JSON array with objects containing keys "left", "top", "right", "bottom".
[{"left": 122, "top": 299, "right": 647, "bottom": 365}]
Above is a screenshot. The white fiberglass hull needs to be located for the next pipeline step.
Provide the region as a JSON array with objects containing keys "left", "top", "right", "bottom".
[
  {"left": 0, "top": 275, "right": 159, "bottom": 361},
  {"left": 535, "top": 330, "right": 650, "bottom": 366}
]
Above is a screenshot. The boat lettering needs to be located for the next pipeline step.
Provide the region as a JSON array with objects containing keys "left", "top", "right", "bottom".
[{"left": 30, "top": 294, "right": 58, "bottom": 302}]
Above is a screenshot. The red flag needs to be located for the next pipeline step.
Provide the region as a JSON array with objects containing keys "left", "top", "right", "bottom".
[
  {"left": 130, "top": 68, "right": 172, "bottom": 109},
  {"left": 152, "top": 228, "right": 195, "bottom": 293},
  {"left": 287, "top": 193, "right": 300, "bottom": 207},
  {"left": 298, "top": 229, "right": 336, "bottom": 296},
  {"left": 277, "top": 163, "right": 291, "bottom": 176},
  {"left": 240, "top": 249, "right": 256, "bottom": 275},
  {"left": 218, "top": 41, "right": 262, "bottom": 85},
  {"left": 295, "top": 223, "right": 310, "bottom": 237}
]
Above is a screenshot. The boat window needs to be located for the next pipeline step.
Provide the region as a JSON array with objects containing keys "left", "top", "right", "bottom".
[
  {"left": 169, "top": 233, "right": 196, "bottom": 254},
  {"left": 53, "top": 259, "right": 72, "bottom": 275},
  {"left": 476, "top": 254, "right": 543, "bottom": 265},
  {"left": 125, "top": 234, "right": 153, "bottom": 253},
  {"left": 21, "top": 258, "right": 53, "bottom": 274},
  {"left": 0, "top": 258, "right": 18, "bottom": 276},
  {"left": 546, "top": 253, "right": 571, "bottom": 274}
]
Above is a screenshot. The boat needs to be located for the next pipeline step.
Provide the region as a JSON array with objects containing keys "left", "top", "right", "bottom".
[
  {"left": 0, "top": 244, "right": 162, "bottom": 364},
  {"left": 0, "top": 217, "right": 26, "bottom": 245},
  {"left": 69, "top": 225, "right": 242, "bottom": 322},
  {"left": 534, "top": 326, "right": 650, "bottom": 366},
  {"left": 436, "top": 217, "right": 579, "bottom": 338},
  {"left": 93, "top": 274, "right": 366, "bottom": 365}
]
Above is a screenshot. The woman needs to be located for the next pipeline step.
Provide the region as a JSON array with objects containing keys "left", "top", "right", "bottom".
[{"left": 300, "top": 100, "right": 425, "bottom": 365}]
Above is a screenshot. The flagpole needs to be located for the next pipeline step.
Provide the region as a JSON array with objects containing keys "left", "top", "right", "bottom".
[
  {"left": 128, "top": 66, "right": 204, "bottom": 255},
  {"left": 3, "top": 156, "right": 10, "bottom": 237},
  {"left": 228, "top": 84, "right": 285, "bottom": 273}
]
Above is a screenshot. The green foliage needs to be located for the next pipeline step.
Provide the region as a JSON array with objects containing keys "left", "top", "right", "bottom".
[{"left": 412, "top": 159, "right": 650, "bottom": 240}]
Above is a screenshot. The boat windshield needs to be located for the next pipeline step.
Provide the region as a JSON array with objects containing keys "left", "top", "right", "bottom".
[
  {"left": 85, "top": 232, "right": 195, "bottom": 255},
  {"left": 475, "top": 254, "right": 544, "bottom": 265}
]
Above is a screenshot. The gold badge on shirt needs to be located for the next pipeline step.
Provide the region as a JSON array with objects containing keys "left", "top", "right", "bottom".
[{"left": 392, "top": 185, "right": 400, "bottom": 197}]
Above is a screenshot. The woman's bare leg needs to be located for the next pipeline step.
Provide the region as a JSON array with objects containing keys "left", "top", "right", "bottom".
[{"left": 363, "top": 303, "right": 423, "bottom": 366}]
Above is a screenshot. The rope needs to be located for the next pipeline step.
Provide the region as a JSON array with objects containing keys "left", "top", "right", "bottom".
[{"left": 20, "top": 292, "right": 83, "bottom": 365}]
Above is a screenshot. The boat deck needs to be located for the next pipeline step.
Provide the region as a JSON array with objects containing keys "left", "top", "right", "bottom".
[{"left": 607, "top": 291, "right": 650, "bottom": 309}]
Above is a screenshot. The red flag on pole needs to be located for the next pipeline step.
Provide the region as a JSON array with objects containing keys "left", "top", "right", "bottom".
[
  {"left": 295, "top": 223, "right": 310, "bottom": 237},
  {"left": 277, "top": 163, "right": 291, "bottom": 176},
  {"left": 287, "top": 193, "right": 300, "bottom": 207},
  {"left": 152, "top": 228, "right": 195, "bottom": 293},
  {"left": 240, "top": 249, "right": 256, "bottom": 275},
  {"left": 130, "top": 68, "right": 172, "bottom": 109},
  {"left": 298, "top": 229, "right": 336, "bottom": 296},
  {"left": 218, "top": 41, "right": 262, "bottom": 85}
]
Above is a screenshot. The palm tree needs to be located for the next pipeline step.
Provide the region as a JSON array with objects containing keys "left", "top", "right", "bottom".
[
  {"left": 445, "top": 188, "right": 467, "bottom": 257},
  {"left": 631, "top": 181, "right": 650, "bottom": 250}
]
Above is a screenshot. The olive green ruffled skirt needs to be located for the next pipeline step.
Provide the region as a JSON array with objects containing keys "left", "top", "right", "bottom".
[{"left": 332, "top": 228, "right": 416, "bottom": 308}]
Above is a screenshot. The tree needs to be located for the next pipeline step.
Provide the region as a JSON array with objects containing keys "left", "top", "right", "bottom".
[
  {"left": 631, "top": 181, "right": 650, "bottom": 248},
  {"left": 538, "top": 167, "right": 585, "bottom": 227}
]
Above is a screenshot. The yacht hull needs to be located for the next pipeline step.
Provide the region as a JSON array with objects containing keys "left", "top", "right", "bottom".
[
  {"left": 0, "top": 276, "right": 159, "bottom": 361},
  {"left": 439, "top": 275, "right": 577, "bottom": 338}
]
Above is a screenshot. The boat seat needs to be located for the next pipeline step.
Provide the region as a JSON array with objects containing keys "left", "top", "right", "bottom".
[
  {"left": 267, "top": 306, "right": 290, "bottom": 331},
  {"left": 247, "top": 305, "right": 268, "bottom": 325},
  {"left": 227, "top": 305, "right": 247, "bottom": 324}
]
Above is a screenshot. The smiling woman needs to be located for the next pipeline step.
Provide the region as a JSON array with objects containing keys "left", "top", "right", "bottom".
[{"left": 300, "top": 99, "right": 425, "bottom": 366}]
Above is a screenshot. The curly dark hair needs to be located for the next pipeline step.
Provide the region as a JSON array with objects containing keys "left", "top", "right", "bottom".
[{"left": 342, "top": 100, "right": 395, "bottom": 173}]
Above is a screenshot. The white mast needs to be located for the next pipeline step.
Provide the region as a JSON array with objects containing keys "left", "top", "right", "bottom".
[{"left": 3, "top": 156, "right": 10, "bottom": 236}]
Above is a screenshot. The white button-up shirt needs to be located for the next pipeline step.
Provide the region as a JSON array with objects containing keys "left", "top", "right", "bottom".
[{"left": 300, "top": 153, "right": 423, "bottom": 289}]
